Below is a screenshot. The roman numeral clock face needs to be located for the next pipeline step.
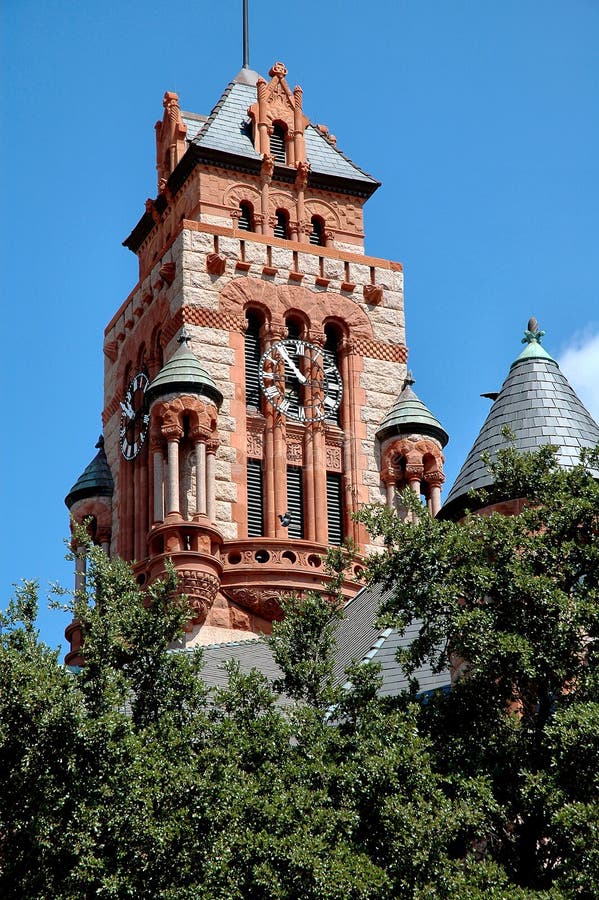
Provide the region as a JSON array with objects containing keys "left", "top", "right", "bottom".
[
  {"left": 258, "top": 340, "right": 342, "bottom": 423},
  {"left": 119, "top": 372, "right": 150, "bottom": 460}
]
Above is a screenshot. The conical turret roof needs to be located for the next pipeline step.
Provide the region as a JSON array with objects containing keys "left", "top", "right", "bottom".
[
  {"left": 442, "top": 319, "right": 599, "bottom": 519},
  {"left": 376, "top": 373, "right": 449, "bottom": 447},
  {"left": 146, "top": 329, "right": 223, "bottom": 407},
  {"left": 65, "top": 436, "right": 114, "bottom": 509}
]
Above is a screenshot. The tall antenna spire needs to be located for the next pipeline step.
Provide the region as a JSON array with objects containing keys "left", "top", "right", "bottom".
[{"left": 242, "top": 0, "right": 250, "bottom": 69}]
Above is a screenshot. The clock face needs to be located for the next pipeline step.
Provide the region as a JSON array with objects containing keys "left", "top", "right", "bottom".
[
  {"left": 258, "top": 339, "right": 343, "bottom": 423},
  {"left": 119, "top": 372, "right": 150, "bottom": 460}
]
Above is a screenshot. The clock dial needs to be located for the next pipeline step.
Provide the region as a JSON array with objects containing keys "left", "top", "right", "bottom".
[
  {"left": 258, "top": 339, "right": 343, "bottom": 423},
  {"left": 119, "top": 372, "right": 150, "bottom": 460}
]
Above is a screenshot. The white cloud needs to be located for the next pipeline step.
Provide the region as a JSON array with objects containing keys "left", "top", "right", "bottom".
[{"left": 558, "top": 330, "right": 599, "bottom": 423}]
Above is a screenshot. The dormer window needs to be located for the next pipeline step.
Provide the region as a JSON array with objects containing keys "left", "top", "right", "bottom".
[
  {"left": 238, "top": 201, "right": 253, "bottom": 232},
  {"left": 270, "top": 123, "right": 287, "bottom": 164},
  {"left": 309, "top": 215, "right": 325, "bottom": 246},
  {"left": 274, "top": 209, "right": 290, "bottom": 240}
]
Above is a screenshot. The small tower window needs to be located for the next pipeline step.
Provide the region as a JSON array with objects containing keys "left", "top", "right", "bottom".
[
  {"left": 238, "top": 202, "right": 253, "bottom": 232},
  {"left": 309, "top": 216, "right": 325, "bottom": 246},
  {"left": 270, "top": 123, "right": 287, "bottom": 164},
  {"left": 274, "top": 209, "right": 290, "bottom": 240}
]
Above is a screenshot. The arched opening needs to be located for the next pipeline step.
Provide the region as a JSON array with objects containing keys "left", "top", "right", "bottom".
[
  {"left": 270, "top": 122, "right": 287, "bottom": 164},
  {"left": 274, "top": 208, "right": 290, "bottom": 240},
  {"left": 309, "top": 215, "right": 325, "bottom": 246}
]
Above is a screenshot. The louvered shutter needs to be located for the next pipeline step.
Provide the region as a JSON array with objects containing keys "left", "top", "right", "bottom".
[
  {"left": 270, "top": 125, "right": 286, "bottom": 164},
  {"left": 274, "top": 210, "right": 288, "bottom": 239},
  {"left": 286, "top": 467, "right": 304, "bottom": 539},
  {"left": 309, "top": 217, "right": 323, "bottom": 246},
  {"left": 326, "top": 472, "right": 343, "bottom": 545},
  {"left": 245, "top": 317, "right": 261, "bottom": 409},
  {"left": 239, "top": 203, "right": 252, "bottom": 231},
  {"left": 247, "top": 459, "right": 264, "bottom": 537}
]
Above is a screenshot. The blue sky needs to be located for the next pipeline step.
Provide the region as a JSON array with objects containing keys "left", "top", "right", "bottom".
[{"left": 2, "top": 1, "right": 598, "bottom": 654}]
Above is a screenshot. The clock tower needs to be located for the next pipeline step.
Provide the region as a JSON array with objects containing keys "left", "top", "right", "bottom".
[{"left": 65, "top": 61, "right": 447, "bottom": 661}]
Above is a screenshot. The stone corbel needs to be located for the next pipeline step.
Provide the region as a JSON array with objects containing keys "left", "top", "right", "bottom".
[
  {"left": 206, "top": 253, "right": 227, "bottom": 276},
  {"left": 159, "top": 262, "right": 176, "bottom": 285},
  {"left": 363, "top": 284, "right": 383, "bottom": 305}
]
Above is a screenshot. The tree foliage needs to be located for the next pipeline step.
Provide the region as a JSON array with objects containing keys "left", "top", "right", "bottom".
[
  {"left": 357, "top": 444, "right": 599, "bottom": 895},
  {"left": 1, "top": 447, "right": 598, "bottom": 897}
]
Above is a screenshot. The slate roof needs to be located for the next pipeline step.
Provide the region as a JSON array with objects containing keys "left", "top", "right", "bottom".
[
  {"left": 65, "top": 436, "right": 114, "bottom": 509},
  {"left": 333, "top": 582, "right": 450, "bottom": 697},
  {"left": 376, "top": 378, "right": 449, "bottom": 447},
  {"left": 179, "top": 583, "right": 450, "bottom": 700},
  {"left": 442, "top": 323, "right": 599, "bottom": 519},
  {"left": 189, "top": 71, "right": 379, "bottom": 191}
]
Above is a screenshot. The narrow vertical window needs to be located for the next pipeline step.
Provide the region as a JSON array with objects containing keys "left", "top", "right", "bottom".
[
  {"left": 274, "top": 209, "right": 289, "bottom": 240},
  {"left": 270, "top": 123, "right": 287, "bottom": 164},
  {"left": 309, "top": 216, "right": 324, "bottom": 246},
  {"left": 239, "top": 202, "right": 253, "bottom": 232},
  {"left": 245, "top": 311, "right": 262, "bottom": 410},
  {"left": 326, "top": 472, "right": 344, "bottom": 546},
  {"left": 247, "top": 458, "right": 264, "bottom": 537},
  {"left": 286, "top": 467, "right": 304, "bottom": 539}
]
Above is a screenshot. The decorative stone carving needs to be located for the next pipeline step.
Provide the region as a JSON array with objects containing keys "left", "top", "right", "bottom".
[
  {"left": 325, "top": 444, "right": 342, "bottom": 471},
  {"left": 295, "top": 160, "right": 310, "bottom": 191},
  {"left": 178, "top": 569, "right": 220, "bottom": 624},
  {"left": 247, "top": 429, "right": 264, "bottom": 458},
  {"left": 287, "top": 442, "right": 302, "bottom": 464},
  {"left": 223, "top": 586, "right": 286, "bottom": 622}
]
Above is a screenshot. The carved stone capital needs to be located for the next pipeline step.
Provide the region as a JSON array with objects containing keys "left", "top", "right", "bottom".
[
  {"left": 161, "top": 424, "right": 184, "bottom": 442},
  {"left": 206, "top": 439, "right": 219, "bottom": 455}
]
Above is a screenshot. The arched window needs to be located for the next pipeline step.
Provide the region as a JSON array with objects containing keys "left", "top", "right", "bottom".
[
  {"left": 238, "top": 201, "right": 253, "bottom": 232},
  {"left": 309, "top": 215, "right": 325, "bottom": 246},
  {"left": 270, "top": 123, "right": 287, "bottom": 164},
  {"left": 274, "top": 209, "right": 290, "bottom": 240}
]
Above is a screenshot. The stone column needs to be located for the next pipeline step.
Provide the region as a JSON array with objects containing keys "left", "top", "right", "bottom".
[
  {"left": 152, "top": 446, "right": 164, "bottom": 523},
  {"left": 74, "top": 545, "right": 86, "bottom": 593},
  {"left": 164, "top": 427, "right": 183, "bottom": 517},
  {"left": 195, "top": 440, "right": 207, "bottom": 516},
  {"left": 426, "top": 474, "right": 444, "bottom": 517},
  {"left": 313, "top": 421, "right": 327, "bottom": 543},
  {"left": 206, "top": 440, "right": 218, "bottom": 524}
]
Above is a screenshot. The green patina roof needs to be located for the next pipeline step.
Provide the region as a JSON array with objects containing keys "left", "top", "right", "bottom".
[
  {"left": 65, "top": 436, "right": 114, "bottom": 509},
  {"left": 146, "top": 330, "right": 223, "bottom": 407},
  {"left": 510, "top": 317, "right": 556, "bottom": 368},
  {"left": 376, "top": 376, "right": 449, "bottom": 447}
]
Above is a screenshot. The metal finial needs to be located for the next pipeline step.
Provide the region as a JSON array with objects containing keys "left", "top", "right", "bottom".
[
  {"left": 178, "top": 326, "right": 191, "bottom": 346},
  {"left": 522, "top": 317, "right": 545, "bottom": 345},
  {"left": 242, "top": 0, "right": 250, "bottom": 68},
  {"left": 95, "top": 435, "right": 105, "bottom": 450},
  {"left": 404, "top": 370, "right": 415, "bottom": 388}
]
